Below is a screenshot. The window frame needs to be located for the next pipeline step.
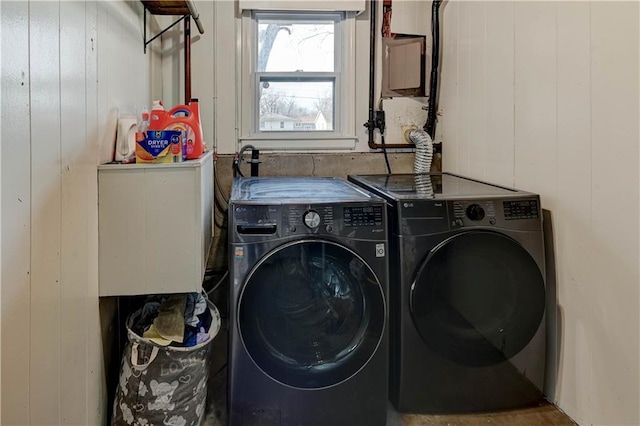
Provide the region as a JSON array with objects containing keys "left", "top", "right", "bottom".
[{"left": 240, "top": 10, "right": 357, "bottom": 150}]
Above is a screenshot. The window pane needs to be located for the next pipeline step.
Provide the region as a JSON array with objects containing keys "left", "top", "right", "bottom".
[
  {"left": 258, "top": 16, "right": 335, "bottom": 72},
  {"left": 259, "top": 80, "right": 334, "bottom": 132}
]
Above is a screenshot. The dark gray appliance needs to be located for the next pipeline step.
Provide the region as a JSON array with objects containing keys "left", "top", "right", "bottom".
[
  {"left": 228, "top": 177, "right": 389, "bottom": 426},
  {"left": 348, "top": 172, "right": 546, "bottom": 414}
]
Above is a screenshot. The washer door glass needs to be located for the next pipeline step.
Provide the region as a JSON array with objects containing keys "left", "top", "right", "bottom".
[
  {"left": 411, "top": 231, "right": 545, "bottom": 366},
  {"left": 239, "top": 240, "right": 385, "bottom": 389}
]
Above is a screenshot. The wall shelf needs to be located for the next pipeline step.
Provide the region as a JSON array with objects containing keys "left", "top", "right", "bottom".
[
  {"left": 142, "top": 0, "right": 190, "bottom": 15},
  {"left": 141, "top": 0, "right": 204, "bottom": 103}
]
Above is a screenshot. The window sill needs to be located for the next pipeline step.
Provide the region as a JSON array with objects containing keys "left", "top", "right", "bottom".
[{"left": 239, "top": 135, "right": 358, "bottom": 151}]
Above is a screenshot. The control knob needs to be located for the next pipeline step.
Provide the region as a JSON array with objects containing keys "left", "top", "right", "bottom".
[
  {"left": 303, "top": 210, "right": 321, "bottom": 229},
  {"left": 466, "top": 203, "right": 486, "bottom": 221}
]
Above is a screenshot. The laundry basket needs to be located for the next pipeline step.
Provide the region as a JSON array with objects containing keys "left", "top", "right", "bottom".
[{"left": 112, "top": 298, "right": 221, "bottom": 426}]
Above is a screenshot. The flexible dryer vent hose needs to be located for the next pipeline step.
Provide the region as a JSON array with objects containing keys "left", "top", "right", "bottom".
[
  {"left": 408, "top": 129, "right": 434, "bottom": 173},
  {"left": 408, "top": 129, "right": 435, "bottom": 197}
]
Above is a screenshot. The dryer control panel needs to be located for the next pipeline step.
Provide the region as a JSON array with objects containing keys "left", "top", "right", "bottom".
[
  {"left": 449, "top": 197, "right": 541, "bottom": 231},
  {"left": 393, "top": 196, "right": 541, "bottom": 235},
  {"left": 503, "top": 199, "right": 540, "bottom": 220},
  {"left": 451, "top": 200, "right": 497, "bottom": 227}
]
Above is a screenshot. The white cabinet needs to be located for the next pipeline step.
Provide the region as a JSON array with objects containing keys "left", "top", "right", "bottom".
[{"left": 98, "top": 151, "right": 213, "bottom": 296}]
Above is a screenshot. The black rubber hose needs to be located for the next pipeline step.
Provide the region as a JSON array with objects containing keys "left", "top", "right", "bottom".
[
  {"left": 235, "top": 144, "right": 257, "bottom": 178},
  {"left": 233, "top": 153, "right": 243, "bottom": 178},
  {"left": 381, "top": 134, "right": 392, "bottom": 174},
  {"left": 367, "top": 0, "right": 377, "bottom": 147},
  {"left": 424, "top": 0, "right": 442, "bottom": 137}
]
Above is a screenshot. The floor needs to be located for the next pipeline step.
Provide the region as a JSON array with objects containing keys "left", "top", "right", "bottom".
[
  {"left": 201, "top": 322, "right": 577, "bottom": 426},
  {"left": 396, "top": 404, "right": 576, "bottom": 426}
]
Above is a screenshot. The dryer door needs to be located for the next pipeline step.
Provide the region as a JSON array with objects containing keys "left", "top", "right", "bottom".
[
  {"left": 410, "top": 230, "right": 545, "bottom": 366},
  {"left": 238, "top": 239, "right": 385, "bottom": 389}
]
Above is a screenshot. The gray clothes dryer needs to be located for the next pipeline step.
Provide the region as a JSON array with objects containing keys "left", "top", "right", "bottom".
[
  {"left": 228, "top": 177, "right": 389, "bottom": 425},
  {"left": 348, "top": 173, "right": 546, "bottom": 414}
]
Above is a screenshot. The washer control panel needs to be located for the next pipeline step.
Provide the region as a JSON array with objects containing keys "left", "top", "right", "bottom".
[
  {"left": 343, "top": 205, "right": 384, "bottom": 227},
  {"left": 286, "top": 205, "right": 335, "bottom": 234},
  {"left": 231, "top": 202, "right": 386, "bottom": 239},
  {"left": 285, "top": 203, "right": 385, "bottom": 237}
]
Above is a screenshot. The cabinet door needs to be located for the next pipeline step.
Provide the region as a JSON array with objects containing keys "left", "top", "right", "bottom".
[{"left": 98, "top": 152, "right": 213, "bottom": 296}]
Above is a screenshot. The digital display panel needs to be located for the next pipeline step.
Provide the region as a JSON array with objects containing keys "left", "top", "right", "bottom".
[
  {"left": 503, "top": 200, "right": 539, "bottom": 220},
  {"left": 344, "top": 206, "right": 383, "bottom": 227}
]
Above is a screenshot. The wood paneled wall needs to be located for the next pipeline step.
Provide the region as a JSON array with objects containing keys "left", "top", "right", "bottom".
[
  {"left": 1, "top": 1, "right": 161, "bottom": 424},
  {"left": 438, "top": 2, "right": 639, "bottom": 425}
]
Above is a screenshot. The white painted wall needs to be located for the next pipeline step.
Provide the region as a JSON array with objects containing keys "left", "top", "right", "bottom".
[
  {"left": 438, "top": 2, "right": 639, "bottom": 425},
  {"left": 1, "top": 1, "right": 161, "bottom": 424},
  {"left": 3, "top": 1, "right": 638, "bottom": 425},
  {"left": 0, "top": 4, "right": 3, "bottom": 420}
]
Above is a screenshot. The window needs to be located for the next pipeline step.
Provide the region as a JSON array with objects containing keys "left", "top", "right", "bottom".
[{"left": 241, "top": 10, "right": 357, "bottom": 150}]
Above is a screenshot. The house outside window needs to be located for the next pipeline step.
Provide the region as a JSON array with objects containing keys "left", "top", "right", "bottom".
[{"left": 240, "top": 10, "right": 357, "bottom": 150}]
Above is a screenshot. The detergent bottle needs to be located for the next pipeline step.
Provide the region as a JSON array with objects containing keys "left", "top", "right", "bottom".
[
  {"left": 148, "top": 100, "right": 167, "bottom": 130},
  {"left": 164, "top": 98, "right": 205, "bottom": 160}
]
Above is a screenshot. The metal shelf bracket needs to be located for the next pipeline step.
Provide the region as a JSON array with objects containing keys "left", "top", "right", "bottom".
[
  {"left": 142, "top": 0, "right": 204, "bottom": 54},
  {"left": 143, "top": 10, "right": 189, "bottom": 54}
]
